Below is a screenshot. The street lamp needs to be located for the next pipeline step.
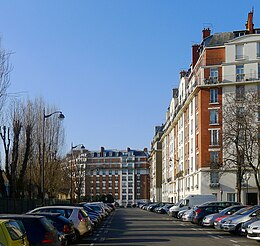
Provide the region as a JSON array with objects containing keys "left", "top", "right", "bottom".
[
  {"left": 243, "top": 171, "right": 251, "bottom": 205},
  {"left": 70, "top": 143, "right": 85, "bottom": 204},
  {"left": 41, "top": 109, "right": 65, "bottom": 205}
]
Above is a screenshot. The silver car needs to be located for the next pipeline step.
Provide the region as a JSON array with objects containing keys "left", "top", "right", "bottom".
[
  {"left": 28, "top": 205, "right": 93, "bottom": 240},
  {"left": 222, "top": 205, "right": 260, "bottom": 234},
  {"left": 247, "top": 220, "right": 260, "bottom": 241}
]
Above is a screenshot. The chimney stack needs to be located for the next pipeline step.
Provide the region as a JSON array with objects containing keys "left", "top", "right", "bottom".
[
  {"left": 180, "top": 70, "right": 187, "bottom": 79},
  {"left": 202, "top": 28, "right": 211, "bottom": 40},
  {"left": 101, "top": 146, "right": 104, "bottom": 157},
  {"left": 192, "top": 44, "right": 200, "bottom": 68},
  {"left": 246, "top": 10, "right": 254, "bottom": 34}
]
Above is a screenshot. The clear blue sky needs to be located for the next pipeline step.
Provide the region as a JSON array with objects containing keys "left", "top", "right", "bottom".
[{"left": 0, "top": 0, "right": 259, "bottom": 152}]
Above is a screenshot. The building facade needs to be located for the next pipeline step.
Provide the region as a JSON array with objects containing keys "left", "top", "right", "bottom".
[
  {"left": 82, "top": 147, "right": 150, "bottom": 206},
  {"left": 149, "top": 126, "right": 163, "bottom": 202},
  {"left": 160, "top": 11, "right": 259, "bottom": 204}
]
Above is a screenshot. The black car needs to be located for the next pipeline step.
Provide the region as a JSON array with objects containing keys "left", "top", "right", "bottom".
[
  {"left": 193, "top": 205, "right": 224, "bottom": 225},
  {"left": 29, "top": 212, "right": 76, "bottom": 244},
  {"left": 0, "top": 214, "right": 61, "bottom": 246}
]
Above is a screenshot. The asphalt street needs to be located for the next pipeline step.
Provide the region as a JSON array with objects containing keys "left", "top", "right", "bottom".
[{"left": 77, "top": 208, "right": 259, "bottom": 246}]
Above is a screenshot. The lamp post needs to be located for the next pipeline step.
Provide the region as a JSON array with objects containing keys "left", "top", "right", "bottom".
[
  {"left": 41, "top": 109, "right": 65, "bottom": 205},
  {"left": 243, "top": 172, "right": 251, "bottom": 205},
  {"left": 70, "top": 143, "right": 85, "bottom": 204}
]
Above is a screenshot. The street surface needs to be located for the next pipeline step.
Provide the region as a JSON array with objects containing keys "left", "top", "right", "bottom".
[{"left": 78, "top": 208, "right": 259, "bottom": 246}]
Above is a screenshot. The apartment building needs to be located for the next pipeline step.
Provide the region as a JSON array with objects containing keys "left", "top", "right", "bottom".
[
  {"left": 160, "top": 11, "right": 259, "bottom": 204},
  {"left": 149, "top": 126, "right": 163, "bottom": 202},
  {"left": 80, "top": 147, "right": 150, "bottom": 206}
]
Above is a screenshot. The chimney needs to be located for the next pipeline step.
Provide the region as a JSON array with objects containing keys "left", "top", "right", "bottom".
[
  {"left": 180, "top": 70, "right": 187, "bottom": 79},
  {"left": 127, "top": 147, "right": 131, "bottom": 152},
  {"left": 245, "top": 10, "right": 254, "bottom": 34},
  {"left": 192, "top": 44, "right": 200, "bottom": 68},
  {"left": 202, "top": 28, "right": 211, "bottom": 40},
  {"left": 101, "top": 146, "right": 104, "bottom": 157}
]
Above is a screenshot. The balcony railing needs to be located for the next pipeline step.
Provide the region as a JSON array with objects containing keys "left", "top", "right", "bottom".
[
  {"left": 236, "top": 74, "right": 245, "bottom": 82},
  {"left": 204, "top": 77, "right": 219, "bottom": 84}
]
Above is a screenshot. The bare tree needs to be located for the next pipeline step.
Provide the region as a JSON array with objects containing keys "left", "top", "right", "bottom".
[
  {"left": 222, "top": 90, "right": 260, "bottom": 202},
  {"left": 0, "top": 40, "right": 11, "bottom": 111}
]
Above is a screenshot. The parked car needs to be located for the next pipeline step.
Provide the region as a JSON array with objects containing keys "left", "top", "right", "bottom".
[
  {"left": 192, "top": 205, "right": 224, "bottom": 225},
  {"left": 202, "top": 205, "right": 247, "bottom": 227},
  {"left": 168, "top": 195, "right": 216, "bottom": 217},
  {"left": 222, "top": 205, "right": 260, "bottom": 234},
  {"left": 241, "top": 216, "right": 260, "bottom": 235},
  {"left": 84, "top": 203, "right": 108, "bottom": 218},
  {"left": 28, "top": 212, "right": 76, "bottom": 244},
  {"left": 156, "top": 204, "right": 174, "bottom": 214},
  {"left": 214, "top": 206, "right": 250, "bottom": 230},
  {"left": 246, "top": 220, "right": 260, "bottom": 241},
  {"left": 181, "top": 207, "right": 198, "bottom": 222},
  {"left": 0, "top": 219, "right": 29, "bottom": 246},
  {"left": 0, "top": 214, "right": 61, "bottom": 246},
  {"left": 28, "top": 205, "right": 93, "bottom": 241}
]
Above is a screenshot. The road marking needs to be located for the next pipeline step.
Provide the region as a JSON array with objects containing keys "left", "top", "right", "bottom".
[{"left": 209, "top": 235, "right": 221, "bottom": 239}]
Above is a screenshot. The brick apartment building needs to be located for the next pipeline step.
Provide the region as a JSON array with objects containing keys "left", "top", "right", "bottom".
[
  {"left": 72, "top": 147, "right": 150, "bottom": 206},
  {"left": 153, "top": 11, "right": 260, "bottom": 204}
]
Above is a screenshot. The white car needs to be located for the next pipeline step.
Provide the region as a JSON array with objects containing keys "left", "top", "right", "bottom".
[
  {"left": 27, "top": 206, "right": 92, "bottom": 240},
  {"left": 247, "top": 220, "right": 260, "bottom": 241}
]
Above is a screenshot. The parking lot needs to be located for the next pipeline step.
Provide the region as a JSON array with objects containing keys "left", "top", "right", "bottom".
[{"left": 79, "top": 207, "right": 259, "bottom": 246}]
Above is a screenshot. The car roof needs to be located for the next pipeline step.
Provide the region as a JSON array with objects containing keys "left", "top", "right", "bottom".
[
  {"left": 0, "top": 214, "right": 44, "bottom": 219},
  {"left": 32, "top": 205, "right": 83, "bottom": 209}
]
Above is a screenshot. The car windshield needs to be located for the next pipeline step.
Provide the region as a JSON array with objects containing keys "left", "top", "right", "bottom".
[{"left": 233, "top": 206, "right": 253, "bottom": 215}]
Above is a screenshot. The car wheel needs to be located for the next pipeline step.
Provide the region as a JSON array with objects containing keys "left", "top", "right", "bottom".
[
  {"left": 235, "top": 224, "right": 242, "bottom": 235},
  {"left": 74, "top": 230, "right": 81, "bottom": 243}
]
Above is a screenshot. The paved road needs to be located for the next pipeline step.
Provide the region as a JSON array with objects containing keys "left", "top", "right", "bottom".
[{"left": 78, "top": 208, "right": 259, "bottom": 246}]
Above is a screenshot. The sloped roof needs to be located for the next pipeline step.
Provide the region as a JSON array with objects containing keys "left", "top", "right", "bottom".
[{"left": 204, "top": 32, "right": 235, "bottom": 47}]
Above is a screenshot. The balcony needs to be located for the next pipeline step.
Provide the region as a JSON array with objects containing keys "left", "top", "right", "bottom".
[
  {"left": 236, "top": 74, "right": 245, "bottom": 82},
  {"left": 209, "top": 182, "right": 220, "bottom": 188},
  {"left": 204, "top": 77, "right": 219, "bottom": 85}
]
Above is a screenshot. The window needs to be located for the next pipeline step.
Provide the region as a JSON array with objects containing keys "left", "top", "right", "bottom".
[
  {"left": 122, "top": 189, "right": 126, "bottom": 193},
  {"left": 210, "top": 151, "right": 219, "bottom": 166},
  {"left": 115, "top": 169, "right": 118, "bottom": 175},
  {"left": 128, "top": 195, "right": 133, "bottom": 200},
  {"left": 210, "top": 171, "right": 219, "bottom": 183},
  {"left": 128, "top": 189, "right": 133, "bottom": 193},
  {"left": 210, "top": 129, "right": 219, "bottom": 145},
  {"left": 109, "top": 170, "right": 112, "bottom": 175},
  {"left": 257, "top": 43, "right": 260, "bottom": 58},
  {"left": 210, "top": 68, "right": 218, "bottom": 83},
  {"left": 236, "top": 44, "right": 244, "bottom": 59},
  {"left": 210, "top": 89, "right": 218, "bottom": 103},
  {"left": 210, "top": 109, "right": 218, "bottom": 124},
  {"left": 227, "top": 193, "right": 236, "bottom": 202},
  {"left": 236, "top": 65, "right": 245, "bottom": 82},
  {"left": 236, "top": 85, "right": 245, "bottom": 100}
]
